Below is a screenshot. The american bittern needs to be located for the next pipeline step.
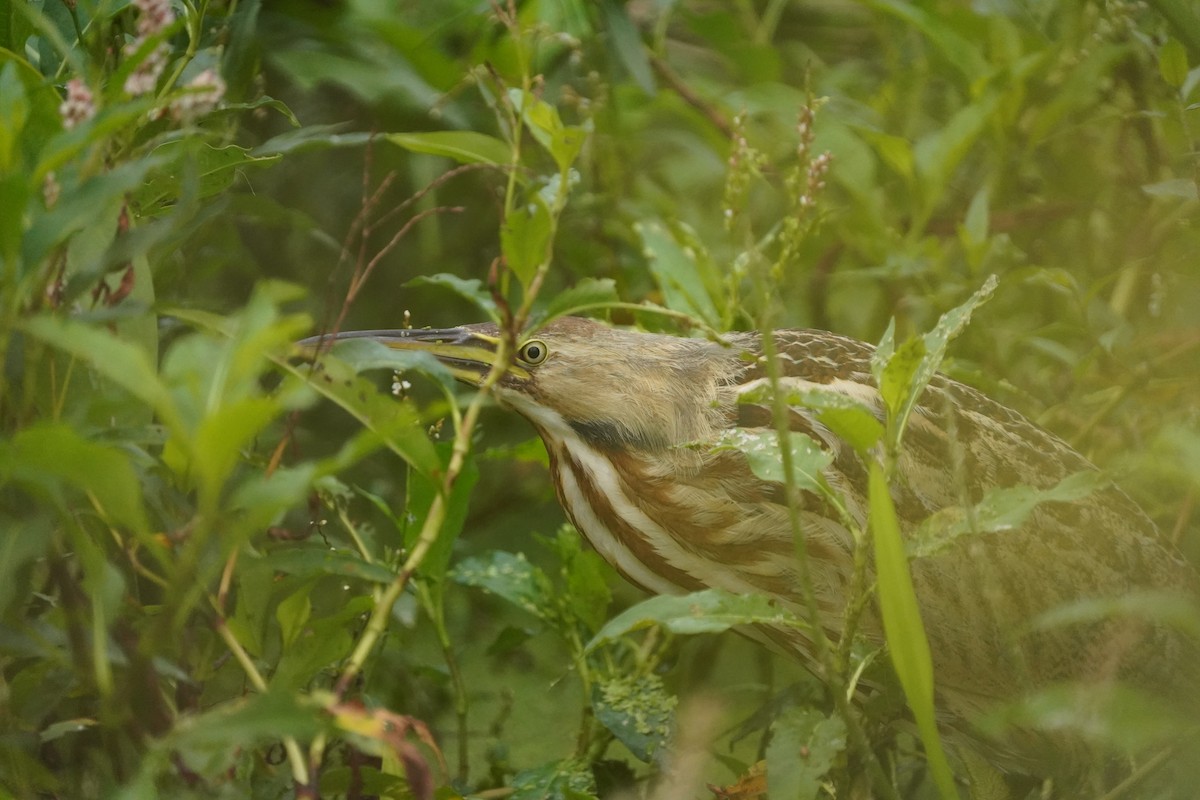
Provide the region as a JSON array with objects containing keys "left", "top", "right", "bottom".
[{"left": 306, "top": 316, "right": 1199, "bottom": 779}]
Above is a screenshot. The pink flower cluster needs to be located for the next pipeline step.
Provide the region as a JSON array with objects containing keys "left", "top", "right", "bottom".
[
  {"left": 59, "top": 78, "right": 96, "bottom": 129},
  {"left": 124, "top": 0, "right": 175, "bottom": 96},
  {"left": 169, "top": 69, "right": 226, "bottom": 121}
]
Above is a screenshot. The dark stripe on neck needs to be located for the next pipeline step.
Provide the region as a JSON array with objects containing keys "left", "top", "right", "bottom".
[{"left": 569, "top": 419, "right": 658, "bottom": 451}]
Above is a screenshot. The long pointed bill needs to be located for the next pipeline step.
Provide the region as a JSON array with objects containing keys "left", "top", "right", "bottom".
[{"left": 296, "top": 327, "right": 524, "bottom": 386}]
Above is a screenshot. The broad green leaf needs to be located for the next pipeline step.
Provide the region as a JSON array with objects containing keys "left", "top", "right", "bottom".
[
  {"left": 864, "top": 0, "right": 987, "bottom": 82},
  {"left": 0, "top": 60, "right": 28, "bottom": 172},
  {"left": 404, "top": 441, "right": 479, "bottom": 580},
  {"left": 23, "top": 157, "right": 163, "bottom": 267},
  {"left": 406, "top": 273, "right": 500, "bottom": 320},
  {"left": 1, "top": 423, "right": 150, "bottom": 534},
  {"left": 135, "top": 141, "right": 281, "bottom": 211},
  {"left": 600, "top": 0, "right": 655, "bottom": 94},
  {"left": 261, "top": 545, "right": 397, "bottom": 585},
  {"left": 710, "top": 429, "right": 832, "bottom": 493},
  {"left": 983, "top": 683, "right": 1192, "bottom": 754},
  {"left": 766, "top": 708, "right": 847, "bottom": 800},
  {"left": 587, "top": 588, "right": 807, "bottom": 652},
  {"left": 387, "top": 130, "right": 511, "bottom": 166},
  {"left": 271, "top": 598, "right": 369, "bottom": 692},
  {"left": 0, "top": 515, "right": 54, "bottom": 616},
  {"left": 281, "top": 352, "right": 441, "bottom": 478},
  {"left": 1160, "top": 39, "right": 1189, "bottom": 88},
  {"left": 508, "top": 89, "right": 586, "bottom": 174},
  {"left": 909, "top": 470, "right": 1109, "bottom": 558},
  {"left": 0, "top": 51, "right": 60, "bottom": 171},
  {"left": 189, "top": 396, "right": 280, "bottom": 501},
  {"left": 501, "top": 194, "right": 552, "bottom": 286},
  {"left": 253, "top": 125, "right": 372, "bottom": 157},
  {"left": 869, "top": 462, "right": 959, "bottom": 799},
  {"left": 534, "top": 277, "right": 619, "bottom": 327},
  {"left": 452, "top": 551, "right": 556, "bottom": 622},
  {"left": 543, "top": 525, "right": 612, "bottom": 633},
  {"left": 276, "top": 580, "right": 314, "bottom": 649},
  {"left": 315, "top": 338, "right": 457, "bottom": 393},
  {"left": 510, "top": 758, "right": 597, "bottom": 800},
  {"left": 738, "top": 383, "right": 884, "bottom": 454},
  {"left": 635, "top": 220, "right": 722, "bottom": 327},
  {"left": 1031, "top": 590, "right": 1200, "bottom": 641},
  {"left": 592, "top": 675, "right": 676, "bottom": 762},
  {"left": 166, "top": 692, "right": 325, "bottom": 778}
]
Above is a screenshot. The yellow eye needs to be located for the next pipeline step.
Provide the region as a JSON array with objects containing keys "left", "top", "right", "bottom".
[{"left": 517, "top": 339, "right": 548, "bottom": 365}]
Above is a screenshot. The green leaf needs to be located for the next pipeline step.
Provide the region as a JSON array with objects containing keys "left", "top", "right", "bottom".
[
  {"left": 1031, "top": 590, "right": 1200, "bottom": 641},
  {"left": 261, "top": 545, "right": 397, "bottom": 585},
  {"left": 635, "top": 220, "right": 722, "bottom": 327},
  {"left": 544, "top": 525, "right": 612, "bottom": 633},
  {"left": 766, "top": 708, "right": 847, "bottom": 800},
  {"left": 508, "top": 89, "right": 586, "bottom": 174},
  {"left": 533, "top": 278, "right": 619, "bottom": 326},
  {"left": 164, "top": 692, "right": 325, "bottom": 778},
  {"left": 592, "top": 675, "right": 676, "bottom": 762},
  {"left": 710, "top": 429, "right": 832, "bottom": 493},
  {"left": 983, "top": 683, "right": 1192, "bottom": 754},
  {"left": 135, "top": 141, "right": 281, "bottom": 211},
  {"left": 0, "top": 60, "right": 28, "bottom": 172},
  {"left": 387, "top": 130, "right": 511, "bottom": 166},
  {"left": 869, "top": 462, "right": 959, "bottom": 799},
  {"left": 0, "top": 515, "right": 54, "bottom": 616},
  {"left": 270, "top": 602, "right": 362, "bottom": 692},
  {"left": 501, "top": 193, "right": 552, "bottom": 286},
  {"left": 404, "top": 442, "right": 479, "bottom": 580},
  {"left": 406, "top": 273, "right": 499, "bottom": 320},
  {"left": 452, "top": 551, "right": 556, "bottom": 622},
  {"left": 587, "top": 588, "right": 806, "bottom": 652},
  {"left": 276, "top": 581, "right": 314, "bottom": 649},
  {"left": 1160, "top": 38, "right": 1190, "bottom": 88},
  {"left": 283, "top": 351, "right": 441, "bottom": 478},
  {"left": 909, "top": 470, "right": 1108, "bottom": 558},
  {"left": 874, "top": 275, "right": 998, "bottom": 444},
  {"left": 510, "top": 758, "right": 597, "bottom": 800},
  {"left": 1, "top": 423, "right": 150, "bottom": 534},
  {"left": 740, "top": 384, "right": 884, "bottom": 454},
  {"left": 316, "top": 337, "right": 457, "bottom": 392},
  {"left": 253, "top": 125, "right": 372, "bottom": 157},
  {"left": 600, "top": 0, "right": 655, "bottom": 94}
]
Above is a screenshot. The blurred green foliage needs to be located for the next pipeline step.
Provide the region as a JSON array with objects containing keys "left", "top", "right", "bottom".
[{"left": 2, "top": 0, "right": 1200, "bottom": 798}]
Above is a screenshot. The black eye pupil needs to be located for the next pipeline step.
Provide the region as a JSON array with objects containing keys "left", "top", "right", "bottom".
[{"left": 525, "top": 345, "right": 540, "bottom": 360}]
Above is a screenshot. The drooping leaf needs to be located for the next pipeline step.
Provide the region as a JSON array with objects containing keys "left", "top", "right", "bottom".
[
  {"left": 533, "top": 278, "right": 619, "bottom": 327},
  {"left": 509, "top": 758, "right": 597, "bottom": 800},
  {"left": 766, "top": 708, "right": 847, "bottom": 800},
  {"left": 592, "top": 674, "right": 676, "bottom": 762},
  {"left": 406, "top": 273, "right": 500, "bottom": 320},
  {"left": 388, "top": 130, "right": 511, "bottom": 166},
  {"left": 261, "top": 545, "right": 397, "bottom": 585},
  {"left": 452, "top": 551, "right": 556, "bottom": 622},
  {"left": 710, "top": 429, "right": 832, "bottom": 494},
  {"left": 1, "top": 423, "right": 150, "bottom": 534},
  {"left": 909, "top": 470, "right": 1109, "bottom": 558},
  {"left": 635, "top": 220, "right": 722, "bottom": 327},
  {"left": 587, "top": 588, "right": 806, "bottom": 652},
  {"left": 404, "top": 441, "right": 479, "bottom": 580}
]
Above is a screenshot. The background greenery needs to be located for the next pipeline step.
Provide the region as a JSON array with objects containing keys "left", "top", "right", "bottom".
[{"left": 3, "top": 0, "right": 1200, "bottom": 798}]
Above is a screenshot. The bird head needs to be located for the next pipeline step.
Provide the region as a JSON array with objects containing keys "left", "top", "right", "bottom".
[{"left": 300, "top": 317, "right": 748, "bottom": 451}]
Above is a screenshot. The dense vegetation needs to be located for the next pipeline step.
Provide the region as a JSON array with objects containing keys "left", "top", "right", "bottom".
[{"left": 2, "top": 0, "right": 1200, "bottom": 797}]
